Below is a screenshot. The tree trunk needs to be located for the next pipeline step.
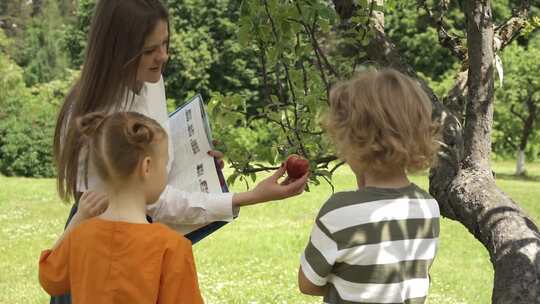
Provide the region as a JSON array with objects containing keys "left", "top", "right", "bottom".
[
  {"left": 447, "top": 2, "right": 540, "bottom": 302},
  {"left": 514, "top": 94, "right": 538, "bottom": 176},
  {"left": 516, "top": 149, "right": 526, "bottom": 176},
  {"left": 330, "top": 0, "right": 540, "bottom": 302}
]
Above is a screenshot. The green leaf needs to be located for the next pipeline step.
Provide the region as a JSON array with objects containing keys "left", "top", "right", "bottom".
[{"left": 227, "top": 173, "right": 239, "bottom": 186}]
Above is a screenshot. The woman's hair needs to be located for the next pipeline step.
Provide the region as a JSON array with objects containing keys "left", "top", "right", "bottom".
[
  {"left": 322, "top": 68, "right": 440, "bottom": 175},
  {"left": 76, "top": 112, "right": 166, "bottom": 186},
  {"left": 54, "top": 0, "right": 169, "bottom": 201}
]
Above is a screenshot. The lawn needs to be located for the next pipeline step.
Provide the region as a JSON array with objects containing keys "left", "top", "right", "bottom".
[{"left": 1, "top": 160, "right": 539, "bottom": 303}]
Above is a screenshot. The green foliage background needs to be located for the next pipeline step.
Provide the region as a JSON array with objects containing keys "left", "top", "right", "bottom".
[{"left": 0, "top": 0, "right": 539, "bottom": 178}]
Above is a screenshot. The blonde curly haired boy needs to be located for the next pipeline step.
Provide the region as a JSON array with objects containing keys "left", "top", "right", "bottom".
[{"left": 298, "top": 68, "right": 440, "bottom": 304}]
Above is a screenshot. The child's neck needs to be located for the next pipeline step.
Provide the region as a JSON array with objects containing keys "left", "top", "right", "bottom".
[
  {"left": 100, "top": 185, "right": 149, "bottom": 224},
  {"left": 362, "top": 169, "right": 411, "bottom": 189}
]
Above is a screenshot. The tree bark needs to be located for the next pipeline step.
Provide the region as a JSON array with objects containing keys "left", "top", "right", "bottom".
[
  {"left": 518, "top": 97, "right": 537, "bottom": 153},
  {"left": 516, "top": 149, "right": 526, "bottom": 175},
  {"left": 462, "top": 1, "right": 494, "bottom": 172},
  {"left": 330, "top": 0, "right": 540, "bottom": 302},
  {"left": 457, "top": 2, "right": 539, "bottom": 302}
]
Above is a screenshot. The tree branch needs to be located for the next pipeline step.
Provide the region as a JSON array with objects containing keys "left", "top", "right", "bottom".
[
  {"left": 418, "top": 0, "right": 467, "bottom": 61},
  {"left": 258, "top": 41, "right": 271, "bottom": 104},
  {"left": 510, "top": 103, "right": 527, "bottom": 123},
  {"left": 330, "top": 160, "right": 346, "bottom": 174},
  {"left": 494, "top": 0, "right": 530, "bottom": 51},
  {"left": 293, "top": 2, "right": 331, "bottom": 100},
  {"left": 294, "top": 2, "right": 340, "bottom": 78}
]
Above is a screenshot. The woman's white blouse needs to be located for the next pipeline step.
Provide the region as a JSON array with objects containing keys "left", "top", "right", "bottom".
[{"left": 76, "top": 76, "right": 235, "bottom": 234}]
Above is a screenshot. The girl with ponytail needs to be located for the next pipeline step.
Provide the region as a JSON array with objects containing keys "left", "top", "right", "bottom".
[{"left": 41, "top": 112, "right": 203, "bottom": 303}]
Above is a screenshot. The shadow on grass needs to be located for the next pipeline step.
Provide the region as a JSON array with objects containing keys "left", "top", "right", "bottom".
[{"left": 493, "top": 173, "right": 540, "bottom": 182}]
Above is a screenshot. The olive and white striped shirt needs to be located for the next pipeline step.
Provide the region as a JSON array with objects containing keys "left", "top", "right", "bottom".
[{"left": 301, "top": 183, "right": 440, "bottom": 304}]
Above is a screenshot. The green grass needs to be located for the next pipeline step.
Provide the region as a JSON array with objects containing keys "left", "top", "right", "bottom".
[{"left": 1, "top": 161, "right": 539, "bottom": 303}]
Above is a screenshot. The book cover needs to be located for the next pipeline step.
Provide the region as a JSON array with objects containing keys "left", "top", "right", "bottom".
[{"left": 167, "top": 94, "right": 234, "bottom": 244}]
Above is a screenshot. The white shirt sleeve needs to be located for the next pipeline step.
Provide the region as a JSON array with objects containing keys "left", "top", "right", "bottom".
[
  {"left": 142, "top": 77, "right": 237, "bottom": 231},
  {"left": 146, "top": 185, "right": 234, "bottom": 225}
]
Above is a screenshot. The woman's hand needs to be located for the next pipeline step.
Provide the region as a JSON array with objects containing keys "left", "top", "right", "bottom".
[
  {"left": 77, "top": 191, "right": 109, "bottom": 220},
  {"left": 208, "top": 139, "right": 225, "bottom": 169},
  {"left": 207, "top": 150, "right": 225, "bottom": 169},
  {"left": 232, "top": 163, "right": 309, "bottom": 207},
  {"left": 51, "top": 191, "right": 108, "bottom": 250}
]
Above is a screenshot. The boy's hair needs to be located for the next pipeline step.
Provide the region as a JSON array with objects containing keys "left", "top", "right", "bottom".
[
  {"left": 322, "top": 68, "right": 439, "bottom": 175},
  {"left": 76, "top": 112, "right": 166, "bottom": 185}
]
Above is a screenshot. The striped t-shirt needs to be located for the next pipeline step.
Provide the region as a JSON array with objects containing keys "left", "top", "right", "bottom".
[{"left": 300, "top": 183, "right": 440, "bottom": 304}]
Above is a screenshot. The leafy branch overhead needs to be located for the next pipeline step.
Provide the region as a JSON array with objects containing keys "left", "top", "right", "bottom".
[{"left": 211, "top": 0, "right": 347, "bottom": 187}]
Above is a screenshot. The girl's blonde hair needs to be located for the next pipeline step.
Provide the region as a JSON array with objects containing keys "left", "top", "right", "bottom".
[
  {"left": 322, "top": 68, "right": 439, "bottom": 175},
  {"left": 76, "top": 112, "right": 166, "bottom": 185}
]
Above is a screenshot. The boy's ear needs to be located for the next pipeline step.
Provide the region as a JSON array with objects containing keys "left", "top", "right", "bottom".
[{"left": 140, "top": 156, "right": 152, "bottom": 179}]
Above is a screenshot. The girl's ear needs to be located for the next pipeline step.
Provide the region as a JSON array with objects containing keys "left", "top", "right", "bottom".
[{"left": 140, "top": 156, "right": 152, "bottom": 179}]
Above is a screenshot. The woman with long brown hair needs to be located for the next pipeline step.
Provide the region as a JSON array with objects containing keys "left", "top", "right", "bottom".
[{"left": 52, "top": 0, "right": 308, "bottom": 303}]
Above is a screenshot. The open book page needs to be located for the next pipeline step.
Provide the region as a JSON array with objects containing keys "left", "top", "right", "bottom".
[{"left": 166, "top": 95, "right": 230, "bottom": 238}]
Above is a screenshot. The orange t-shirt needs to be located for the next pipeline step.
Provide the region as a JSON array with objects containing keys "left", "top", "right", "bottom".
[{"left": 39, "top": 218, "right": 203, "bottom": 304}]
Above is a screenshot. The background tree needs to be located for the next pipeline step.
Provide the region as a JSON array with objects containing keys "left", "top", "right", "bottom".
[
  {"left": 0, "top": 0, "right": 75, "bottom": 177},
  {"left": 0, "top": 0, "right": 32, "bottom": 59},
  {"left": 63, "top": 0, "right": 94, "bottom": 69},
  {"left": 20, "top": 0, "right": 69, "bottom": 86},
  {"left": 165, "top": 0, "right": 260, "bottom": 106},
  {"left": 494, "top": 35, "right": 540, "bottom": 175}
]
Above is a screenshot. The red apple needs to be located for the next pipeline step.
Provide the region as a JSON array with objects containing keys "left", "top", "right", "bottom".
[{"left": 286, "top": 154, "right": 309, "bottom": 178}]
